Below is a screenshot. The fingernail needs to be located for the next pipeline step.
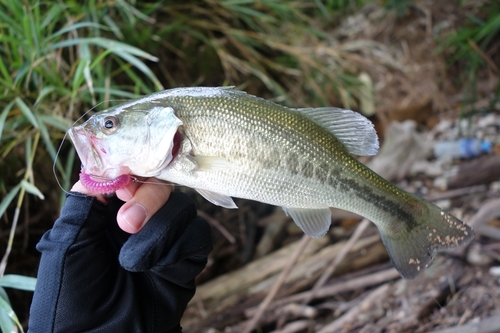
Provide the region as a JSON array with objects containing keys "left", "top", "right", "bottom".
[{"left": 122, "top": 204, "right": 147, "bottom": 232}]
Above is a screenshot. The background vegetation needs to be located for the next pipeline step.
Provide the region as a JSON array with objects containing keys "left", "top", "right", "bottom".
[{"left": 0, "top": 0, "right": 498, "bottom": 331}]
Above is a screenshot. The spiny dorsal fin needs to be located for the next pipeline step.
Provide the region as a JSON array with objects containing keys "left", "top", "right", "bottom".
[{"left": 297, "top": 107, "right": 379, "bottom": 156}]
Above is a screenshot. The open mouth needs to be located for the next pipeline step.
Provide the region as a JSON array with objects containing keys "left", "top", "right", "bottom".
[{"left": 69, "top": 126, "right": 106, "bottom": 174}]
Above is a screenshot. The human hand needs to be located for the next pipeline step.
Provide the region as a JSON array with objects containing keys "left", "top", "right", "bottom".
[
  {"left": 28, "top": 186, "right": 212, "bottom": 333},
  {"left": 71, "top": 177, "right": 173, "bottom": 233}
]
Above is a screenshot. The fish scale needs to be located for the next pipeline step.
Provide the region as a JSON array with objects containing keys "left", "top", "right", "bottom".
[
  {"left": 69, "top": 86, "right": 474, "bottom": 279},
  {"left": 170, "top": 95, "right": 339, "bottom": 207}
]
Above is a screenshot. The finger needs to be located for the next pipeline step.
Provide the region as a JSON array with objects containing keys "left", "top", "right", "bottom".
[
  {"left": 115, "top": 177, "right": 145, "bottom": 202},
  {"left": 116, "top": 178, "right": 174, "bottom": 234},
  {"left": 70, "top": 181, "right": 108, "bottom": 203}
]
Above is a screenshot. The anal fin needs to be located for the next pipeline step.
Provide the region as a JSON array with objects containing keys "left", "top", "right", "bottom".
[{"left": 283, "top": 207, "right": 332, "bottom": 238}]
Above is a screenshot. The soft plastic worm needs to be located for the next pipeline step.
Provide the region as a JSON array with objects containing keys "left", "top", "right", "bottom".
[{"left": 79, "top": 172, "right": 131, "bottom": 194}]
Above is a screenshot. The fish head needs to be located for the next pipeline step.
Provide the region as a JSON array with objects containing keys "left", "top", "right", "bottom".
[{"left": 69, "top": 105, "right": 183, "bottom": 180}]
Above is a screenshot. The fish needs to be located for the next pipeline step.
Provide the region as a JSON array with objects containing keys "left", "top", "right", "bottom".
[{"left": 68, "top": 86, "right": 474, "bottom": 279}]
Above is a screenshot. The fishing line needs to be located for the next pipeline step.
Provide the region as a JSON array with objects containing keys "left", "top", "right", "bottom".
[
  {"left": 130, "top": 177, "right": 177, "bottom": 187},
  {"left": 77, "top": 173, "right": 176, "bottom": 196},
  {"left": 84, "top": 174, "right": 176, "bottom": 186}
]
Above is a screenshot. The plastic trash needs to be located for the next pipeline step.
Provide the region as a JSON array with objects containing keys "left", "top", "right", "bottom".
[{"left": 434, "top": 138, "right": 492, "bottom": 159}]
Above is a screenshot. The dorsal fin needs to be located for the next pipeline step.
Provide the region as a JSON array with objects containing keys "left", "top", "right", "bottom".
[{"left": 297, "top": 107, "right": 379, "bottom": 156}]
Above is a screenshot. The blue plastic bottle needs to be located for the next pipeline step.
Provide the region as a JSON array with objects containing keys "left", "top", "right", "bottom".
[{"left": 434, "top": 138, "right": 492, "bottom": 159}]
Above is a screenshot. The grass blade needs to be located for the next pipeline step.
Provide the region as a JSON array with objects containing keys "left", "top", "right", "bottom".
[
  {"left": 113, "top": 51, "right": 163, "bottom": 90},
  {"left": 34, "top": 86, "right": 55, "bottom": 106},
  {"left": 0, "top": 275, "right": 36, "bottom": 292},
  {"left": 0, "top": 185, "right": 21, "bottom": 219},
  {"left": 0, "top": 287, "right": 14, "bottom": 333},
  {"left": 20, "top": 180, "right": 45, "bottom": 200},
  {"left": 0, "top": 294, "right": 22, "bottom": 332},
  {"left": 0, "top": 308, "right": 15, "bottom": 333},
  {"left": 45, "top": 37, "right": 159, "bottom": 61},
  {"left": 36, "top": 115, "right": 64, "bottom": 175},
  {"left": 38, "top": 115, "right": 71, "bottom": 132},
  {"left": 15, "top": 98, "right": 38, "bottom": 129},
  {"left": 50, "top": 22, "right": 106, "bottom": 39},
  {"left": 0, "top": 101, "right": 15, "bottom": 141}
]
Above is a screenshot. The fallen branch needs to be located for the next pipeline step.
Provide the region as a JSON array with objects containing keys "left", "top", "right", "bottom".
[
  {"left": 426, "top": 313, "right": 500, "bottom": 333},
  {"left": 445, "top": 198, "right": 500, "bottom": 256},
  {"left": 304, "top": 219, "right": 370, "bottom": 304},
  {"left": 316, "top": 283, "right": 390, "bottom": 333},
  {"left": 424, "top": 185, "right": 488, "bottom": 202},
  {"left": 192, "top": 236, "right": 329, "bottom": 308},
  {"left": 270, "top": 320, "right": 313, "bottom": 333},
  {"left": 243, "top": 235, "right": 310, "bottom": 333},
  {"left": 477, "top": 225, "right": 500, "bottom": 242},
  {"left": 198, "top": 210, "right": 237, "bottom": 244},
  {"left": 245, "top": 267, "right": 399, "bottom": 317},
  {"left": 467, "top": 199, "right": 500, "bottom": 228},
  {"left": 447, "top": 155, "right": 500, "bottom": 189}
]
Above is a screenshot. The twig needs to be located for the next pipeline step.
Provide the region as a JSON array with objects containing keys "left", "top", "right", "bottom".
[
  {"left": 303, "top": 218, "right": 370, "bottom": 304},
  {"left": 197, "top": 210, "right": 237, "bottom": 244},
  {"left": 477, "top": 225, "right": 500, "bottom": 242},
  {"left": 243, "top": 234, "right": 310, "bottom": 333},
  {"left": 445, "top": 198, "right": 500, "bottom": 256},
  {"left": 424, "top": 185, "right": 487, "bottom": 202},
  {"left": 193, "top": 293, "right": 207, "bottom": 319},
  {"left": 270, "top": 320, "right": 312, "bottom": 333},
  {"left": 467, "top": 38, "right": 499, "bottom": 74},
  {"left": 467, "top": 198, "right": 500, "bottom": 228},
  {"left": 426, "top": 313, "right": 500, "bottom": 333},
  {"left": 245, "top": 268, "right": 399, "bottom": 317},
  {"left": 317, "top": 283, "right": 389, "bottom": 333}
]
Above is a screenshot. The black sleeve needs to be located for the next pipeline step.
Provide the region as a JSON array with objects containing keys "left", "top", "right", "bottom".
[{"left": 28, "top": 191, "right": 212, "bottom": 333}]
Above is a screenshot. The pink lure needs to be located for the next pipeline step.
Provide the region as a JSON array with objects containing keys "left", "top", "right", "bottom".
[{"left": 79, "top": 172, "right": 132, "bottom": 194}]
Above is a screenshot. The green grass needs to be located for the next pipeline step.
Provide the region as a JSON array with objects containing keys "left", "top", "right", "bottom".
[
  {"left": 440, "top": 0, "right": 500, "bottom": 116},
  {"left": 0, "top": 0, "right": 162, "bottom": 330},
  {"left": 121, "top": 0, "right": 376, "bottom": 108}
]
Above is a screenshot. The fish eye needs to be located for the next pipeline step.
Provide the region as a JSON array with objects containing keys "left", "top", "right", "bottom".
[{"left": 102, "top": 116, "right": 120, "bottom": 135}]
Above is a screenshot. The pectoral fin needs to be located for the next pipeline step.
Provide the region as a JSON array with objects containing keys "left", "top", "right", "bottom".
[
  {"left": 191, "top": 155, "right": 236, "bottom": 172},
  {"left": 196, "top": 188, "right": 238, "bottom": 209},
  {"left": 283, "top": 207, "right": 332, "bottom": 238}
]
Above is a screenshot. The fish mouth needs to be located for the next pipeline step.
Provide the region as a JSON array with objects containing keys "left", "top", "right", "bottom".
[
  {"left": 69, "top": 125, "right": 132, "bottom": 185},
  {"left": 68, "top": 126, "right": 104, "bottom": 176}
]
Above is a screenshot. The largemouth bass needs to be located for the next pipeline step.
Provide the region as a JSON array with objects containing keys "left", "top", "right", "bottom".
[{"left": 69, "top": 86, "right": 474, "bottom": 279}]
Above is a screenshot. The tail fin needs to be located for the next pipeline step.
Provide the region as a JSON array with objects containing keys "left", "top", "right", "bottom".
[{"left": 379, "top": 201, "right": 474, "bottom": 280}]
